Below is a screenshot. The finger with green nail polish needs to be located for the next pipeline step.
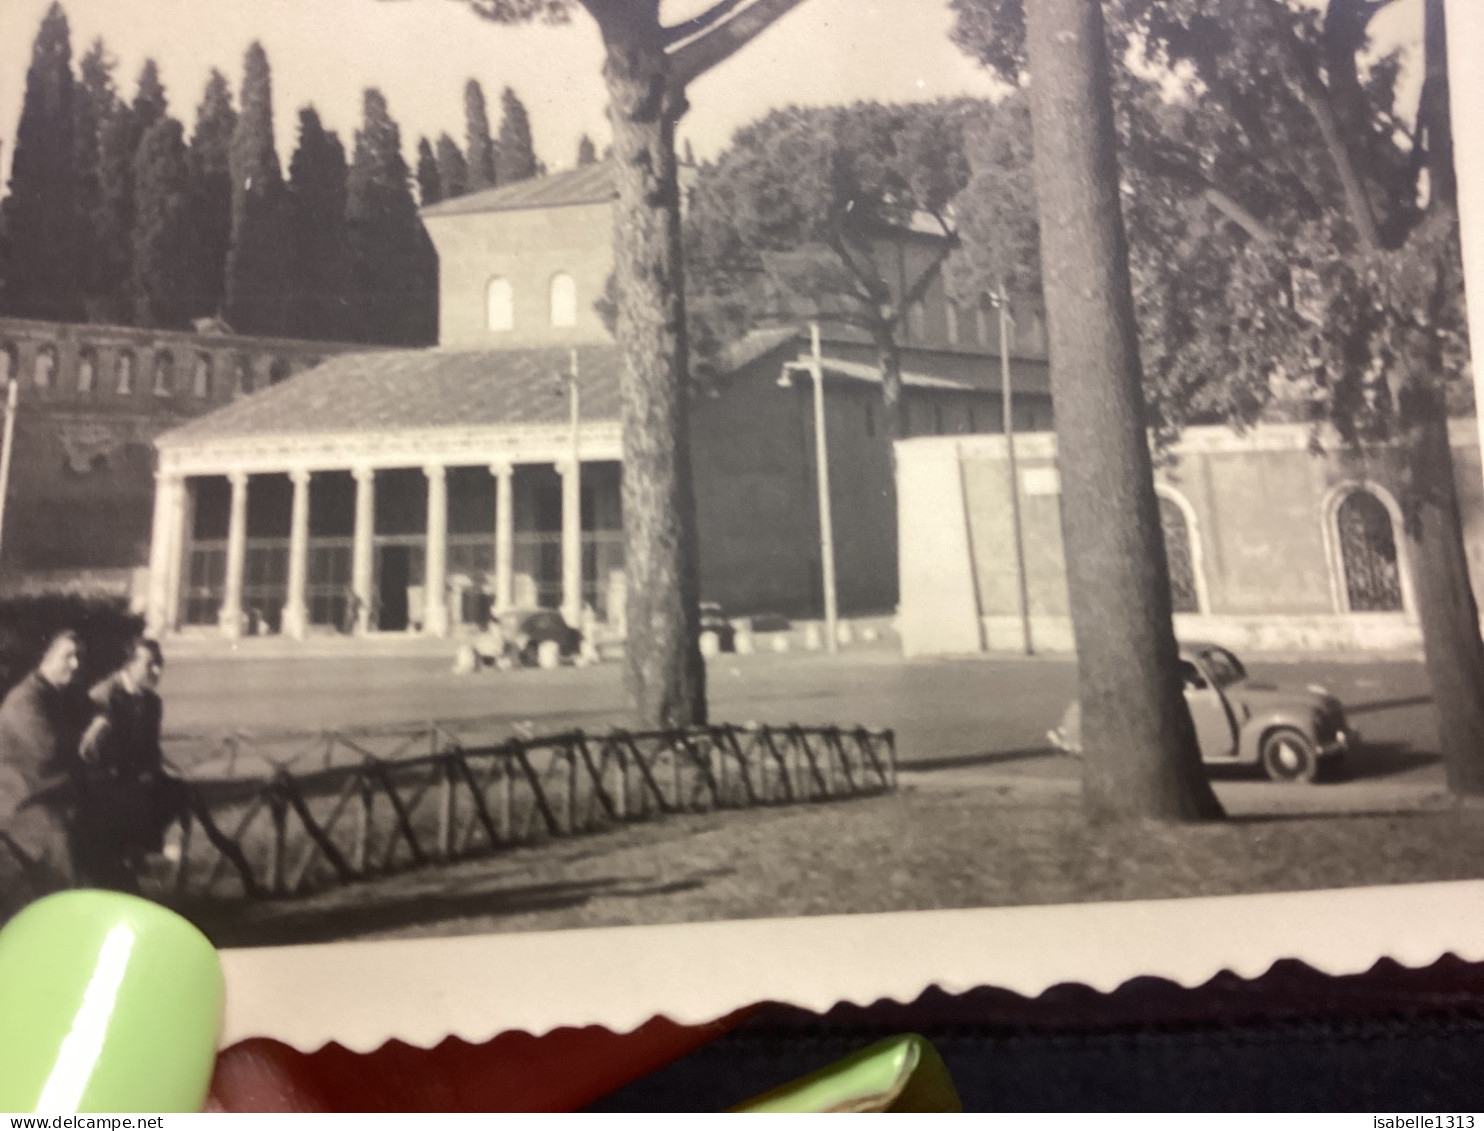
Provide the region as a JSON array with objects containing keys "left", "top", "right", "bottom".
[
  {"left": 0, "top": 890, "right": 224, "bottom": 1114},
  {"left": 731, "top": 1034, "right": 962, "bottom": 1113}
]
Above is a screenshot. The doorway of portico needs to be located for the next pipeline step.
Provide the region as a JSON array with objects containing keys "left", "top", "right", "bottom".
[{"left": 371, "top": 468, "right": 428, "bottom": 633}]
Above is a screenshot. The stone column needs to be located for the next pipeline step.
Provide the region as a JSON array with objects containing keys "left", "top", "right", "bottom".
[
  {"left": 491, "top": 461, "right": 514, "bottom": 613},
  {"left": 423, "top": 463, "right": 449, "bottom": 637},
  {"left": 219, "top": 470, "right": 249, "bottom": 638},
  {"left": 145, "top": 471, "right": 186, "bottom": 635},
  {"left": 558, "top": 459, "right": 582, "bottom": 626},
  {"left": 282, "top": 469, "right": 312, "bottom": 639},
  {"left": 352, "top": 466, "right": 376, "bottom": 634}
]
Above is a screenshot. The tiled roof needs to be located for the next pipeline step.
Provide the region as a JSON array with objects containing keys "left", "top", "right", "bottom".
[
  {"left": 420, "top": 163, "right": 617, "bottom": 219},
  {"left": 157, "top": 345, "right": 622, "bottom": 444}
]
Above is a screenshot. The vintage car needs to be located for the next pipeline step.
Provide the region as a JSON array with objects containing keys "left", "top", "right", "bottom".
[
  {"left": 480, "top": 608, "right": 582, "bottom": 668},
  {"left": 1047, "top": 642, "right": 1359, "bottom": 783}
]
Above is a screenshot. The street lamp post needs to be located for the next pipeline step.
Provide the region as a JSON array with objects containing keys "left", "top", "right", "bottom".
[
  {"left": 780, "top": 322, "right": 839, "bottom": 654},
  {"left": 997, "top": 280, "right": 1034, "bottom": 656}
]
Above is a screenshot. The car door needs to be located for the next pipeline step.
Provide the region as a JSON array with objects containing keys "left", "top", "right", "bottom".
[{"left": 1180, "top": 657, "right": 1239, "bottom": 760}]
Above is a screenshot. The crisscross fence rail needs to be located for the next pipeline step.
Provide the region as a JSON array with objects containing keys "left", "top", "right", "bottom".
[{"left": 150, "top": 723, "right": 896, "bottom": 901}]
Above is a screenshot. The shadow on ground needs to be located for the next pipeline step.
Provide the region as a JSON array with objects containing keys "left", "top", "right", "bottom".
[
  {"left": 183, "top": 868, "right": 726, "bottom": 948},
  {"left": 907, "top": 746, "right": 1064, "bottom": 772}
]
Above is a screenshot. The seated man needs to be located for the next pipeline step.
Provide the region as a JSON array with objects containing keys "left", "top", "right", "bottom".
[
  {"left": 0, "top": 630, "right": 86, "bottom": 914},
  {"left": 77, "top": 638, "right": 184, "bottom": 890}
]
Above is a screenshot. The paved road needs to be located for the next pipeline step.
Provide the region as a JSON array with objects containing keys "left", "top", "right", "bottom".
[{"left": 156, "top": 643, "right": 1441, "bottom": 789}]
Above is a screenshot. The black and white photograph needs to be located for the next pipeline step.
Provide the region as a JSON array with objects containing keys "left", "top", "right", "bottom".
[{"left": 0, "top": 0, "right": 1480, "bottom": 978}]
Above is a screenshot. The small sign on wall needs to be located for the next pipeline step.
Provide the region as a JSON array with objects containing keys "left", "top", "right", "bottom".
[{"left": 1021, "top": 467, "right": 1061, "bottom": 496}]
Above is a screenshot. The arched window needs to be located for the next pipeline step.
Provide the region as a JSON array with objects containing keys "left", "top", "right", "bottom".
[
  {"left": 1158, "top": 493, "right": 1202, "bottom": 614},
  {"left": 486, "top": 277, "right": 513, "bottom": 332},
  {"left": 945, "top": 302, "right": 961, "bottom": 346},
  {"left": 153, "top": 351, "right": 175, "bottom": 396},
  {"left": 549, "top": 273, "right": 577, "bottom": 328},
  {"left": 1336, "top": 489, "right": 1403, "bottom": 612},
  {"left": 192, "top": 353, "right": 212, "bottom": 398},
  {"left": 33, "top": 345, "right": 56, "bottom": 389},
  {"left": 116, "top": 351, "right": 136, "bottom": 395},
  {"left": 77, "top": 349, "right": 97, "bottom": 395}
]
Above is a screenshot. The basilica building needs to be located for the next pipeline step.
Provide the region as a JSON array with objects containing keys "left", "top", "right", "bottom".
[{"left": 146, "top": 164, "right": 1043, "bottom": 640}]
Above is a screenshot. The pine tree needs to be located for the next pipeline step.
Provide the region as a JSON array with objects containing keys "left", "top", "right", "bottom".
[
  {"left": 576, "top": 133, "right": 597, "bottom": 167},
  {"left": 74, "top": 37, "right": 120, "bottom": 320},
  {"left": 415, "top": 136, "right": 442, "bottom": 205},
  {"left": 184, "top": 69, "right": 235, "bottom": 322},
  {"left": 131, "top": 116, "right": 191, "bottom": 328},
  {"left": 346, "top": 88, "right": 435, "bottom": 345},
  {"left": 495, "top": 86, "right": 537, "bottom": 183},
  {"left": 224, "top": 41, "right": 290, "bottom": 335},
  {"left": 2, "top": 1, "right": 82, "bottom": 321},
  {"left": 286, "top": 106, "right": 351, "bottom": 340},
  {"left": 463, "top": 79, "right": 497, "bottom": 191},
  {"left": 435, "top": 133, "right": 468, "bottom": 199}
]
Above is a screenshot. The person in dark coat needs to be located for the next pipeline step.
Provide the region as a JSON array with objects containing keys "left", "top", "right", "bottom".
[
  {"left": 77, "top": 638, "right": 183, "bottom": 890},
  {"left": 0, "top": 630, "right": 84, "bottom": 914}
]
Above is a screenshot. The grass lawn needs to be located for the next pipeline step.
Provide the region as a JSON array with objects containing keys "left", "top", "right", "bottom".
[{"left": 194, "top": 774, "right": 1484, "bottom": 949}]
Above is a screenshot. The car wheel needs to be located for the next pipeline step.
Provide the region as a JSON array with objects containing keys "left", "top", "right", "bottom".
[{"left": 1260, "top": 727, "right": 1319, "bottom": 784}]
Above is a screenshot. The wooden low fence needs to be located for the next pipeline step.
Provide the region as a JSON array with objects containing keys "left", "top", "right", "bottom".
[{"left": 150, "top": 723, "right": 896, "bottom": 901}]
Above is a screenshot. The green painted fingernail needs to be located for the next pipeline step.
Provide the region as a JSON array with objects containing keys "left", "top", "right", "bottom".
[
  {"left": 0, "top": 890, "right": 223, "bottom": 1113},
  {"left": 732, "top": 1033, "right": 962, "bottom": 1113}
]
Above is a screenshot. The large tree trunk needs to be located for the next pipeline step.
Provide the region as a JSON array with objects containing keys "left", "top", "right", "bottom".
[
  {"left": 873, "top": 321, "right": 905, "bottom": 447},
  {"left": 597, "top": 18, "right": 707, "bottom": 728},
  {"left": 1025, "top": 0, "right": 1223, "bottom": 822},
  {"left": 1407, "top": 385, "right": 1484, "bottom": 796}
]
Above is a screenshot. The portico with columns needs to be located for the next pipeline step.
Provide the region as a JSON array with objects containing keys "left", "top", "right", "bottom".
[{"left": 147, "top": 346, "right": 625, "bottom": 640}]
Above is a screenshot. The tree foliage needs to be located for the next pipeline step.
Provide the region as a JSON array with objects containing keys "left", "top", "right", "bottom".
[
  {"left": 435, "top": 133, "right": 469, "bottom": 199},
  {"left": 685, "top": 100, "right": 972, "bottom": 436},
  {"left": 224, "top": 41, "right": 290, "bottom": 335},
  {"left": 287, "top": 107, "right": 352, "bottom": 341},
  {"left": 346, "top": 89, "right": 435, "bottom": 346},
  {"left": 73, "top": 37, "right": 119, "bottom": 319},
  {"left": 130, "top": 116, "right": 192, "bottom": 328},
  {"left": 415, "top": 136, "right": 443, "bottom": 205},
  {"left": 576, "top": 132, "right": 598, "bottom": 167},
  {"left": 495, "top": 86, "right": 538, "bottom": 182},
  {"left": 2, "top": 1, "right": 81, "bottom": 321},
  {"left": 463, "top": 78, "right": 499, "bottom": 191},
  {"left": 185, "top": 69, "right": 236, "bottom": 323}
]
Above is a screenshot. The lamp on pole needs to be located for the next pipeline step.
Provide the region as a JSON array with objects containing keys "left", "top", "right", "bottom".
[
  {"left": 779, "top": 322, "right": 839, "bottom": 654},
  {"left": 995, "top": 280, "right": 1034, "bottom": 656}
]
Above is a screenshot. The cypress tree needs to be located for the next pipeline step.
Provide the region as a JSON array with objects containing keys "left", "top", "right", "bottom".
[
  {"left": 415, "top": 136, "right": 442, "bottom": 205},
  {"left": 93, "top": 98, "right": 135, "bottom": 322},
  {"left": 74, "top": 37, "right": 120, "bottom": 320},
  {"left": 185, "top": 69, "right": 235, "bottom": 323},
  {"left": 224, "top": 41, "right": 290, "bottom": 335},
  {"left": 131, "top": 116, "right": 191, "bottom": 328},
  {"left": 496, "top": 86, "right": 537, "bottom": 183},
  {"left": 286, "top": 106, "right": 351, "bottom": 340},
  {"left": 346, "top": 88, "right": 434, "bottom": 345},
  {"left": 463, "top": 79, "right": 497, "bottom": 191},
  {"left": 131, "top": 59, "right": 167, "bottom": 137},
  {"left": 576, "top": 133, "right": 597, "bottom": 167},
  {"left": 435, "top": 133, "right": 468, "bottom": 199},
  {"left": 2, "top": 1, "right": 82, "bottom": 321}
]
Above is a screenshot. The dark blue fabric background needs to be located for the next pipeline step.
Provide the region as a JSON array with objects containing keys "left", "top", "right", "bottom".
[{"left": 589, "top": 958, "right": 1484, "bottom": 1112}]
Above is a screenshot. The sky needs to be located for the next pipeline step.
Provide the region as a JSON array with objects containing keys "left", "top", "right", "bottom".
[{"left": 0, "top": 0, "right": 1010, "bottom": 181}]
